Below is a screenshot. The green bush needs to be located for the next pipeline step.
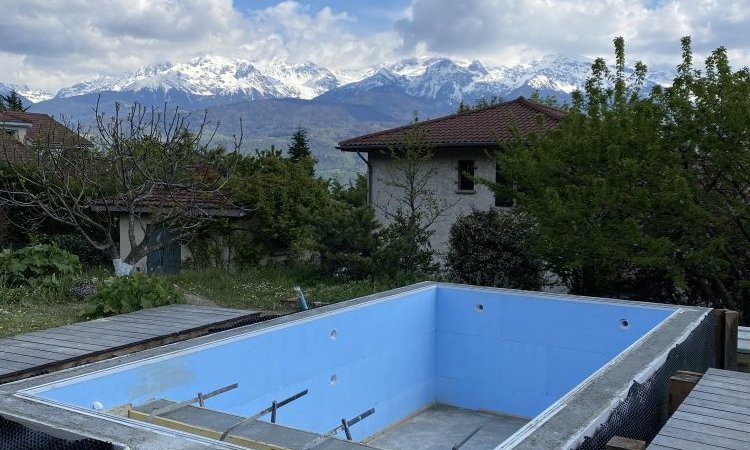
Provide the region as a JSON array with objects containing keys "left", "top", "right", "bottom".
[
  {"left": 446, "top": 210, "right": 542, "bottom": 290},
  {"left": 0, "top": 244, "right": 81, "bottom": 286},
  {"left": 39, "top": 234, "right": 110, "bottom": 269},
  {"left": 82, "top": 275, "right": 183, "bottom": 319}
]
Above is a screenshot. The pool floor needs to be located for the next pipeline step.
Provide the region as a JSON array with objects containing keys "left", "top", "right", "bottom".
[{"left": 366, "top": 404, "right": 529, "bottom": 450}]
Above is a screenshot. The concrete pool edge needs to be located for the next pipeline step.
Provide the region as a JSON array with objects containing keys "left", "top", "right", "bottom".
[{"left": 1, "top": 282, "right": 712, "bottom": 449}]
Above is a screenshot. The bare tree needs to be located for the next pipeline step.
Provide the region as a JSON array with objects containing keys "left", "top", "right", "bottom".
[{"left": 0, "top": 102, "right": 242, "bottom": 275}]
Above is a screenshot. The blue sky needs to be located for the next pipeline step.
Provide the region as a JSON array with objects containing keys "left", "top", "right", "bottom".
[{"left": 1, "top": 0, "right": 748, "bottom": 91}]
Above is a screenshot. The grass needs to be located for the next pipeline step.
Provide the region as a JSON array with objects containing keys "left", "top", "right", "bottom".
[
  {"left": 0, "top": 266, "right": 434, "bottom": 337},
  {"left": 0, "top": 281, "right": 90, "bottom": 337},
  {"left": 164, "top": 266, "right": 431, "bottom": 312}
]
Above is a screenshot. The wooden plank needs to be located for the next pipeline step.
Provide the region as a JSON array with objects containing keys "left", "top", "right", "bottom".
[
  {"left": 651, "top": 434, "right": 732, "bottom": 450},
  {"left": 698, "top": 379, "right": 750, "bottom": 394},
  {"left": 693, "top": 384, "right": 750, "bottom": 401},
  {"left": 167, "top": 304, "right": 254, "bottom": 317},
  {"left": 10, "top": 334, "right": 110, "bottom": 352},
  {"left": 705, "top": 368, "right": 750, "bottom": 381},
  {"left": 684, "top": 396, "right": 750, "bottom": 416},
  {"left": 0, "top": 358, "right": 37, "bottom": 371},
  {"left": 0, "top": 351, "right": 58, "bottom": 365},
  {"left": 667, "top": 418, "right": 750, "bottom": 442},
  {"left": 702, "top": 372, "right": 750, "bottom": 388},
  {"left": 0, "top": 343, "right": 75, "bottom": 360},
  {"left": 689, "top": 389, "right": 750, "bottom": 408},
  {"left": 60, "top": 323, "right": 159, "bottom": 340},
  {"left": 86, "top": 317, "right": 188, "bottom": 334},
  {"left": 120, "top": 310, "right": 221, "bottom": 326},
  {"left": 679, "top": 404, "right": 750, "bottom": 424},
  {"left": 28, "top": 329, "right": 139, "bottom": 347},
  {"left": 0, "top": 340, "right": 91, "bottom": 357},
  {"left": 93, "top": 314, "right": 205, "bottom": 328},
  {"left": 724, "top": 311, "right": 739, "bottom": 371},
  {"left": 672, "top": 410, "right": 750, "bottom": 433},
  {"left": 659, "top": 425, "right": 749, "bottom": 450}
]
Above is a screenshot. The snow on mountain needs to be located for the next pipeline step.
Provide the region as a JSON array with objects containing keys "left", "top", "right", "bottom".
[
  {"left": 55, "top": 55, "right": 340, "bottom": 100},
  {"left": 326, "top": 54, "right": 674, "bottom": 106},
  {"left": 0, "top": 82, "right": 54, "bottom": 103}
]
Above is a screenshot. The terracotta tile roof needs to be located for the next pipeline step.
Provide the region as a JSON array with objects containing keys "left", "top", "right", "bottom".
[
  {"left": 337, "top": 96, "right": 565, "bottom": 151},
  {"left": 0, "top": 111, "right": 89, "bottom": 148},
  {"left": 93, "top": 183, "right": 244, "bottom": 217}
]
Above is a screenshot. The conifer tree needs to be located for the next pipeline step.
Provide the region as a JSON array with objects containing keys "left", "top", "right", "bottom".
[
  {"left": 3, "top": 90, "right": 24, "bottom": 111},
  {"left": 288, "top": 127, "right": 312, "bottom": 162}
]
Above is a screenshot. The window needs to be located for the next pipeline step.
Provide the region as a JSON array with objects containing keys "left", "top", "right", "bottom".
[
  {"left": 457, "top": 160, "right": 475, "bottom": 192},
  {"left": 495, "top": 166, "right": 515, "bottom": 207}
]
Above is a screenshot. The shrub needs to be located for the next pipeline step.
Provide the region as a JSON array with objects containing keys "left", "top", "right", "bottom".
[
  {"left": 446, "top": 210, "right": 542, "bottom": 290},
  {"left": 0, "top": 244, "right": 81, "bottom": 286},
  {"left": 39, "top": 234, "right": 110, "bottom": 269},
  {"left": 82, "top": 275, "right": 183, "bottom": 319}
]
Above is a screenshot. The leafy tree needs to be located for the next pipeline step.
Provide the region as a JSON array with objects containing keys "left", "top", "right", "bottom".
[
  {"left": 2, "top": 90, "right": 25, "bottom": 111},
  {"left": 288, "top": 127, "right": 313, "bottom": 163},
  {"left": 224, "top": 147, "right": 329, "bottom": 263},
  {"left": 315, "top": 175, "right": 379, "bottom": 279},
  {"left": 446, "top": 209, "right": 542, "bottom": 289},
  {"left": 495, "top": 36, "right": 750, "bottom": 321}
]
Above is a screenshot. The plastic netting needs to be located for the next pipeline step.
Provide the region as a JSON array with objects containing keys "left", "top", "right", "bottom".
[
  {"left": 575, "top": 311, "right": 715, "bottom": 450},
  {"left": 0, "top": 415, "right": 114, "bottom": 450}
]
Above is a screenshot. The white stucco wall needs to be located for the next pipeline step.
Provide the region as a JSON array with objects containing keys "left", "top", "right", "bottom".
[{"left": 368, "top": 148, "right": 499, "bottom": 257}]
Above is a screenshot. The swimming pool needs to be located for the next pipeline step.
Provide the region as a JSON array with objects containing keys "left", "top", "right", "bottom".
[{"left": 16, "top": 283, "right": 712, "bottom": 449}]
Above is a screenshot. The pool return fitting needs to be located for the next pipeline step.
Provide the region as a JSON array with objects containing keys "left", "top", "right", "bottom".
[{"left": 301, "top": 407, "right": 376, "bottom": 449}]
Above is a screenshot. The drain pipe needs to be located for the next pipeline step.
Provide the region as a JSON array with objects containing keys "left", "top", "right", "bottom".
[{"left": 294, "top": 286, "right": 309, "bottom": 311}]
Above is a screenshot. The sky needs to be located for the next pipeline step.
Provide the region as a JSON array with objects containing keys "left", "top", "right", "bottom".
[{"left": 1, "top": 0, "right": 749, "bottom": 92}]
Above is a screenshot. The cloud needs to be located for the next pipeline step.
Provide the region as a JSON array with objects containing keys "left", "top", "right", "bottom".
[
  {"left": 0, "top": 0, "right": 399, "bottom": 92},
  {"left": 1, "top": 0, "right": 748, "bottom": 93},
  {"left": 395, "top": 0, "right": 750, "bottom": 69}
]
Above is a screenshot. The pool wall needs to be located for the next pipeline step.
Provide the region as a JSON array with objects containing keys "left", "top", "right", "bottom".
[{"left": 24, "top": 284, "right": 681, "bottom": 444}]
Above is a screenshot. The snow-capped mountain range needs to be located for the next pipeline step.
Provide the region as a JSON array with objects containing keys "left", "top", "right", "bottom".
[{"left": 8, "top": 54, "right": 674, "bottom": 109}]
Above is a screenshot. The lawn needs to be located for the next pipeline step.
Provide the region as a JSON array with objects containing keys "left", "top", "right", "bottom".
[{"left": 0, "top": 267, "right": 432, "bottom": 338}]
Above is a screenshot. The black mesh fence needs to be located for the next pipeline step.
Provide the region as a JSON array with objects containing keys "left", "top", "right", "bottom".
[
  {"left": 0, "top": 415, "right": 114, "bottom": 450},
  {"left": 575, "top": 311, "right": 715, "bottom": 450}
]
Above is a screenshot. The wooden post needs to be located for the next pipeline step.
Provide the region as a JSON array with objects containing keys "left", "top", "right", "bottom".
[
  {"left": 668, "top": 370, "right": 702, "bottom": 416},
  {"left": 605, "top": 436, "right": 646, "bottom": 450},
  {"left": 724, "top": 310, "right": 739, "bottom": 371},
  {"left": 714, "top": 309, "right": 727, "bottom": 368}
]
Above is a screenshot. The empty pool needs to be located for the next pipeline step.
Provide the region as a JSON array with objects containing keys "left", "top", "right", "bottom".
[{"left": 14, "top": 283, "right": 713, "bottom": 450}]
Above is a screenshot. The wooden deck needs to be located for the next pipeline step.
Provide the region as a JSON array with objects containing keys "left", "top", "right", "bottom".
[
  {"left": 0, "top": 305, "right": 261, "bottom": 384},
  {"left": 648, "top": 368, "right": 750, "bottom": 450}
]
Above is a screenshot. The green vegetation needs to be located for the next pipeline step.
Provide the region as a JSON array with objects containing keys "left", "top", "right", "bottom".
[
  {"left": 494, "top": 37, "right": 750, "bottom": 320},
  {"left": 81, "top": 275, "right": 183, "bottom": 319},
  {"left": 0, "top": 244, "right": 81, "bottom": 285},
  {"left": 446, "top": 210, "right": 542, "bottom": 290}
]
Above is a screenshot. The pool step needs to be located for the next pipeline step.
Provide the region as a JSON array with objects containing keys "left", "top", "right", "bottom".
[{"left": 129, "top": 399, "right": 379, "bottom": 450}]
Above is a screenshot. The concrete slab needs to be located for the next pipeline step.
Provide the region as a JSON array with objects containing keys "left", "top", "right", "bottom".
[{"left": 366, "top": 404, "right": 528, "bottom": 450}]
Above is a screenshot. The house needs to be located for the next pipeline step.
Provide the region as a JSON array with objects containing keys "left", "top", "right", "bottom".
[
  {"left": 337, "top": 96, "right": 565, "bottom": 255},
  {"left": 92, "top": 183, "right": 245, "bottom": 274}
]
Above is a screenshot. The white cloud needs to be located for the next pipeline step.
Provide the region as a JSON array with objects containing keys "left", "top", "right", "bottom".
[
  {"left": 1, "top": 0, "right": 748, "bottom": 93},
  {"left": 0, "top": 0, "right": 399, "bottom": 92},
  {"left": 395, "top": 0, "right": 750, "bottom": 69}
]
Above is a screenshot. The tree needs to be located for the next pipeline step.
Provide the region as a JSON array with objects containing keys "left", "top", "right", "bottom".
[
  {"left": 446, "top": 209, "right": 542, "bottom": 289},
  {"left": 315, "top": 175, "right": 379, "bottom": 279},
  {"left": 288, "top": 127, "right": 312, "bottom": 162},
  {"left": 495, "top": 36, "right": 750, "bottom": 322},
  {"left": 496, "top": 37, "right": 693, "bottom": 302},
  {"left": 373, "top": 120, "right": 455, "bottom": 276},
  {"left": 2, "top": 90, "right": 25, "bottom": 111},
  {"left": 0, "top": 102, "right": 240, "bottom": 275}
]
